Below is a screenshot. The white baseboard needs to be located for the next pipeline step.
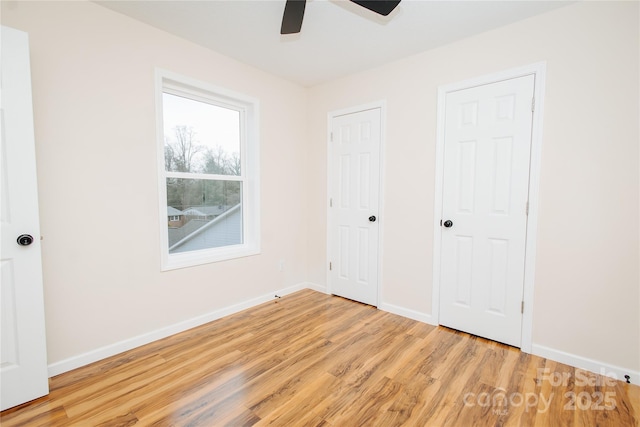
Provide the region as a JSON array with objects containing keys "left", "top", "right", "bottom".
[
  {"left": 308, "top": 285, "right": 435, "bottom": 325},
  {"left": 531, "top": 344, "right": 639, "bottom": 385},
  {"left": 378, "top": 302, "right": 435, "bottom": 325},
  {"left": 50, "top": 284, "right": 638, "bottom": 389},
  {"left": 47, "top": 283, "right": 307, "bottom": 377},
  {"left": 302, "top": 282, "right": 328, "bottom": 294},
  {"left": 377, "top": 303, "right": 639, "bottom": 385}
]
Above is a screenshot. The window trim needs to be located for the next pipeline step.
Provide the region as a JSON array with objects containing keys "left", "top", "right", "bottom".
[{"left": 155, "top": 69, "right": 260, "bottom": 271}]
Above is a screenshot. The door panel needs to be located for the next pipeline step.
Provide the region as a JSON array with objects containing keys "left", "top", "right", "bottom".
[
  {"left": 329, "top": 108, "right": 381, "bottom": 306},
  {"left": 439, "top": 75, "right": 535, "bottom": 347},
  {"left": 0, "top": 26, "right": 49, "bottom": 410}
]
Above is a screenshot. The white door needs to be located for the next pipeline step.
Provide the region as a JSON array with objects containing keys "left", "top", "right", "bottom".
[
  {"left": 328, "top": 107, "right": 382, "bottom": 306},
  {"left": 1, "top": 26, "right": 49, "bottom": 411},
  {"left": 439, "top": 75, "right": 535, "bottom": 347}
]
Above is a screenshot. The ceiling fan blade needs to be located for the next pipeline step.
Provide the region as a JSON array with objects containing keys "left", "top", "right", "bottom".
[
  {"left": 350, "top": 0, "right": 401, "bottom": 16},
  {"left": 281, "top": 0, "right": 306, "bottom": 34}
]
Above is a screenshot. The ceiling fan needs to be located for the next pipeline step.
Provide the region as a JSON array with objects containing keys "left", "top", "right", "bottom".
[{"left": 281, "top": 0, "right": 401, "bottom": 34}]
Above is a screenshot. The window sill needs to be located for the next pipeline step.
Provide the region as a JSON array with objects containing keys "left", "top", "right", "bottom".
[{"left": 160, "top": 244, "right": 261, "bottom": 271}]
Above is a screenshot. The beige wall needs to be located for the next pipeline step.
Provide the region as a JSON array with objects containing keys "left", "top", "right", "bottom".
[
  {"left": 2, "top": 1, "right": 309, "bottom": 364},
  {"left": 308, "top": 1, "right": 639, "bottom": 372},
  {"left": 3, "top": 0, "right": 638, "bottom": 376}
]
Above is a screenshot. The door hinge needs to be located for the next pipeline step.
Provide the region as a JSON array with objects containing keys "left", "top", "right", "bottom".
[
  {"left": 521, "top": 301, "right": 524, "bottom": 313},
  {"left": 330, "top": 132, "right": 334, "bottom": 142},
  {"left": 525, "top": 201, "right": 529, "bottom": 216},
  {"left": 329, "top": 262, "right": 332, "bottom": 271},
  {"left": 330, "top": 198, "right": 333, "bottom": 208},
  {"left": 531, "top": 97, "right": 535, "bottom": 112}
]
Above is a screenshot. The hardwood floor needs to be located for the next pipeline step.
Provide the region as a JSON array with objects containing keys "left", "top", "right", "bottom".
[{"left": 1, "top": 289, "right": 638, "bottom": 426}]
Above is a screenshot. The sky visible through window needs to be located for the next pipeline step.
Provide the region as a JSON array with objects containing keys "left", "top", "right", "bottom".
[{"left": 162, "top": 92, "right": 240, "bottom": 162}]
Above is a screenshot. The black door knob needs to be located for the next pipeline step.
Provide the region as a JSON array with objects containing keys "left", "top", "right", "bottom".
[
  {"left": 443, "top": 220, "right": 453, "bottom": 228},
  {"left": 369, "top": 215, "right": 377, "bottom": 222},
  {"left": 17, "top": 234, "right": 34, "bottom": 246}
]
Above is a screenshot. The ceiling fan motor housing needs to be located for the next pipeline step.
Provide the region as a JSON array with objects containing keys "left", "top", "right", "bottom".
[{"left": 280, "top": 0, "right": 401, "bottom": 35}]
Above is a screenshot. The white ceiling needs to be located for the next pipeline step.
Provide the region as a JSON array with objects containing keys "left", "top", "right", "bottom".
[{"left": 96, "top": 0, "right": 570, "bottom": 87}]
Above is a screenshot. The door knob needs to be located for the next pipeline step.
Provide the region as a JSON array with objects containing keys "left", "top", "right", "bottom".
[
  {"left": 443, "top": 220, "right": 453, "bottom": 228},
  {"left": 17, "top": 234, "right": 34, "bottom": 246},
  {"left": 369, "top": 215, "right": 377, "bottom": 222}
]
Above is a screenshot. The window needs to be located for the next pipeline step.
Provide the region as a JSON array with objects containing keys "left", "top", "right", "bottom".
[{"left": 156, "top": 70, "right": 260, "bottom": 270}]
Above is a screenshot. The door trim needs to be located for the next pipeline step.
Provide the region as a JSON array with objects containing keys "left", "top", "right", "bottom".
[
  {"left": 432, "top": 63, "right": 546, "bottom": 352},
  {"left": 326, "top": 100, "right": 386, "bottom": 306}
]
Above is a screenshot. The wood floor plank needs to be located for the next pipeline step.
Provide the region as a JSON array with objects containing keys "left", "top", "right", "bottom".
[
  {"left": 63, "top": 331, "right": 253, "bottom": 420},
  {"left": 1, "top": 289, "right": 638, "bottom": 427},
  {"left": 497, "top": 352, "right": 544, "bottom": 426},
  {"left": 242, "top": 339, "right": 335, "bottom": 415},
  {"left": 416, "top": 336, "right": 490, "bottom": 425},
  {"left": 251, "top": 372, "right": 339, "bottom": 426},
  {"left": 329, "top": 376, "right": 404, "bottom": 426},
  {"left": 65, "top": 349, "right": 246, "bottom": 425},
  {"left": 0, "top": 400, "right": 69, "bottom": 426},
  {"left": 377, "top": 372, "right": 438, "bottom": 426},
  {"left": 627, "top": 382, "right": 640, "bottom": 426}
]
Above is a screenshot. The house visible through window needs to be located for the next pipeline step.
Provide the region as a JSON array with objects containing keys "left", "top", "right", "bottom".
[{"left": 156, "top": 70, "right": 260, "bottom": 270}]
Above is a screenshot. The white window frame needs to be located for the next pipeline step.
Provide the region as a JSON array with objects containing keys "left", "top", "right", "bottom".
[{"left": 155, "top": 69, "right": 260, "bottom": 271}]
